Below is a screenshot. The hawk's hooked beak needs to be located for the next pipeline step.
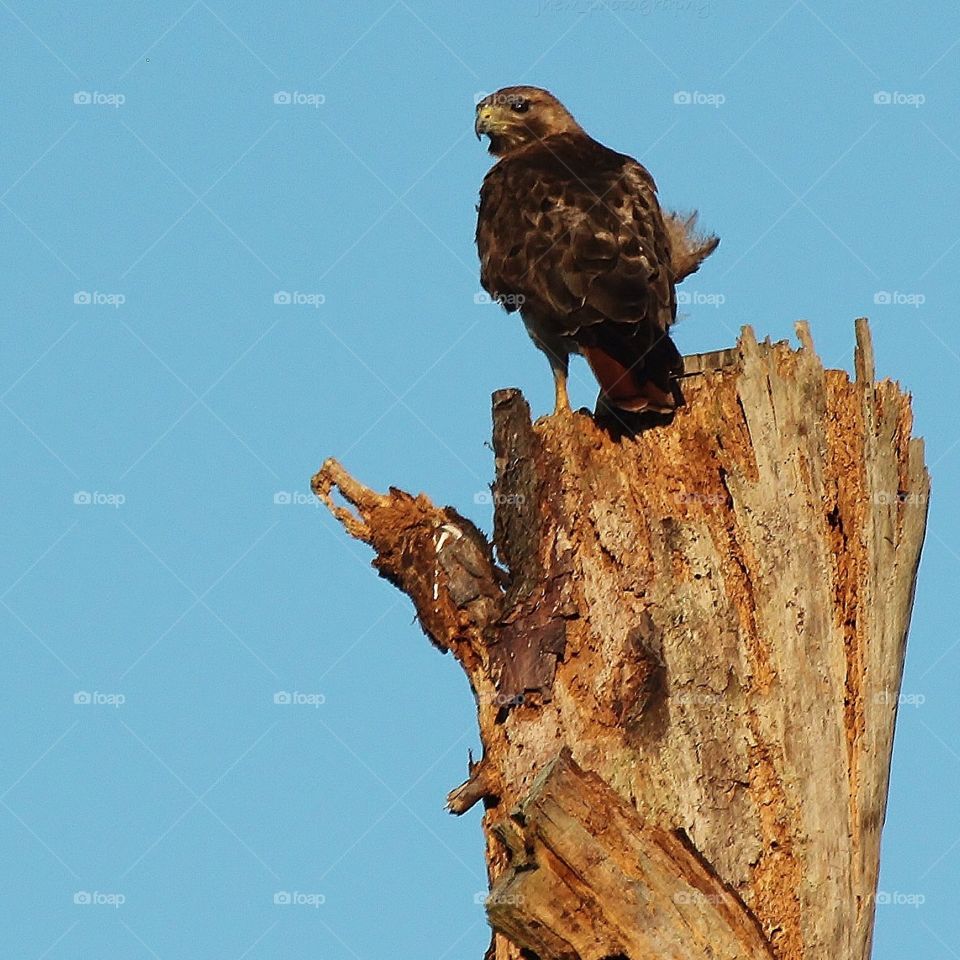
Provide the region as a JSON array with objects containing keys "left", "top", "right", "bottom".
[{"left": 475, "top": 106, "right": 494, "bottom": 140}]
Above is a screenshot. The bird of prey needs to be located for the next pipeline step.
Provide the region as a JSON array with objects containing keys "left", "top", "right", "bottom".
[{"left": 475, "top": 86, "right": 718, "bottom": 416}]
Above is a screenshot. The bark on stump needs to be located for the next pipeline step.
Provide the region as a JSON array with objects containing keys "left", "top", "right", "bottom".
[{"left": 313, "top": 321, "right": 928, "bottom": 960}]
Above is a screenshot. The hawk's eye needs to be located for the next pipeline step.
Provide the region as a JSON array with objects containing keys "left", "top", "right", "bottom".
[{"left": 511, "top": 99, "right": 530, "bottom": 113}]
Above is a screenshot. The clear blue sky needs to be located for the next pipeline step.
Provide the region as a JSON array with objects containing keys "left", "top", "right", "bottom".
[{"left": 1, "top": 1, "right": 955, "bottom": 956}]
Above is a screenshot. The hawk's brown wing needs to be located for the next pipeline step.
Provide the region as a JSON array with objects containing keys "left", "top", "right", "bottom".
[
  {"left": 476, "top": 133, "right": 674, "bottom": 330},
  {"left": 476, "top": 132, "right": 681, "bottom": 408}
]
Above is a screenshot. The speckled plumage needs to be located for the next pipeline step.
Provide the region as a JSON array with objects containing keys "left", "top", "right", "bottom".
[{"left": 475, "top": 86, "right": 718, "bottom": 415}]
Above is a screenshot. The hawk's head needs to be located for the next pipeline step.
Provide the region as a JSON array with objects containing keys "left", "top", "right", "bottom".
[{"left": 475, "top": 86, "right": 584, "bottom": 156}]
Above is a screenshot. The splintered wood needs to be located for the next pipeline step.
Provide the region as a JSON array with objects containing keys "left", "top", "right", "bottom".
[{"left": 314, "top": 321, "right": 928, "bottom": 960}]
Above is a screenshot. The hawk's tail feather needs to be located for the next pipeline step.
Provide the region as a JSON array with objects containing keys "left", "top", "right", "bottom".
[
  {"left": 664, "top": 209, "right": 720, "bottom": 283},
  {"left": 580, "top": 324, "right": 683, "bottom": 415}
]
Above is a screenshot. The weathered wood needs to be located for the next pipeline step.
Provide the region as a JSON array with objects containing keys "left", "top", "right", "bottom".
[
  {"left": 486, "top": 750, "right": 773, "bottom": 960},
  {"left": 680, "top": 345, "right": 741, "bottom": 377},
  {"left": 313, "top": 321, "right": 928, "bottom": 960}
]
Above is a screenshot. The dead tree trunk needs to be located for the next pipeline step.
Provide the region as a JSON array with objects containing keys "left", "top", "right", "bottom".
[{"left": 313, "top": 321, "right": 928, "bottom": 960}]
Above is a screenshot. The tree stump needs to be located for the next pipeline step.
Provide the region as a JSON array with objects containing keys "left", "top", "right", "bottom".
[{"left": 312, "top": 321, "right": 928, "bottom": 960}]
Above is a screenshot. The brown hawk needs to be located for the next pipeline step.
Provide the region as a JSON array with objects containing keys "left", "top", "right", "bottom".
[{"left": 475, "top": 85, "right": 718, "bottom": 416}]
